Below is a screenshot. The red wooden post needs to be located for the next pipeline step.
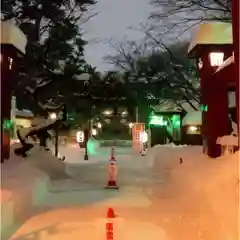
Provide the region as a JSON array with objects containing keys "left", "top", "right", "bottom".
[
  {"left": 188, "top": 23, "right": 233, "bottom": 157},
  {"left": 1, "top": 22, "right": 27, "bottom": 162},
  {"left": 232, "top": 0, "right": 240, "bottom": 144}
]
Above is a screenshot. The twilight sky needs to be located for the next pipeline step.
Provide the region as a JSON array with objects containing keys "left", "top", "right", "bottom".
[{"left": 83, "top": 0, "right": 152, "bottom": 71}]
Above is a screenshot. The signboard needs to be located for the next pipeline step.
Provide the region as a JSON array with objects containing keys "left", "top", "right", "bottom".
[{"left": 132, "top": 123, "right": 145, "bottom": 153}]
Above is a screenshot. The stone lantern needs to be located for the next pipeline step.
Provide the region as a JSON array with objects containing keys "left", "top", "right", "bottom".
[
  {"left": 1, "top": 21, "right": 27, "bottom": 161},
  {"left": 188, "top": 22, "right": 233, "bottom": 158}
]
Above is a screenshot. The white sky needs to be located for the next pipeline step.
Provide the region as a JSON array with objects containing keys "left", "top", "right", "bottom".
[{"left": 83, "top": 0, "right": 152, "bottom": 71}]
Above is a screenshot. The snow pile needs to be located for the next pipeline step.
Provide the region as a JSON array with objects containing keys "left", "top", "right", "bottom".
[
  {"left": 217, "top": 134, "right": 238, "bottom": 146},
  {"left": 12, "top": 143, "right": 71, "bottom": 180},
  {"left": 152, "top": 145, "right": 238, "bottom": 239}
]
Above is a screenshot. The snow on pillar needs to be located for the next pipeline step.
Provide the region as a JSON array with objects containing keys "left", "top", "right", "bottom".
[
  {"left": 188, "top": 23, "right": 233, "bottom": 158},
  {"left": 1, "top": 21, "right": 27, "bottom": 161}
]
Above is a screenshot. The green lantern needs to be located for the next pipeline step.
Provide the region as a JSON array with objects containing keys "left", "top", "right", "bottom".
[{"left": 3, "top": 119, "right": 12, "bottom": 130}]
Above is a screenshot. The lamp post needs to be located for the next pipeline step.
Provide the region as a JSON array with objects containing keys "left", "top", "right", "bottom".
[
  {"left": 49, "top": 112, "right": 58, "bottom": 157},
  {"left": 76, "top": 73, "right": 91, "bottom": 160}
]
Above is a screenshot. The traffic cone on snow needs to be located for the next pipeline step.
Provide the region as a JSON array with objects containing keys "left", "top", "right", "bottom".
[
  {"left": 109, "top": 147, "right": 116, "bottom": 162},
  {"left": 107, "top": 207, "right": 116, "bottom": 218},
  {"left": 105, "top": 162, "right": 119, "bottom": 189}
]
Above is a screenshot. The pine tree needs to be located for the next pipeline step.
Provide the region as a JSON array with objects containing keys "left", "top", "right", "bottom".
[{"left": 2, "top": 0, "right": 96, "bottom": 113}]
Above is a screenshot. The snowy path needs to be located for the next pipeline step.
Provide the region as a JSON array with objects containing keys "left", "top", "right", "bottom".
[{"left": 7, "top": 145, "right": 238, "bottom": 240}]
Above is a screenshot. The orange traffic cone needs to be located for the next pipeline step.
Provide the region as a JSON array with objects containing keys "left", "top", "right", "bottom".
[
  {"left": 109, "top": 147, "right": 116, "bottom": 161},
  {"left": 107, "top": 207, "right": 116, "bottom": 218},
  {"left": 105, "top": 163, "right": 119, "bottom": 189}
]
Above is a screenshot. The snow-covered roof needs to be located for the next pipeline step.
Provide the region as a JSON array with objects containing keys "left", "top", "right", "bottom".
[
  {"left": 0, "top": 21, "right": 27, "bottom": 54},
  {"left": 15, "top": 109, "right": 34, "bottom": 118},
  {"left": 188, "top": 22, "right": 232, "bottom": 57},
  {"left": 216, "top": 55, "right": 234, "bottom": 73},
  {"left": 182, "top": 111, "right": 202, "bottom": 126}
]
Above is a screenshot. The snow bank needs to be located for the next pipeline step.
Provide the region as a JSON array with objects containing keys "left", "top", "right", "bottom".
[
  {"left": 217, "top": 134, "right": 238, "bottom": 146},
  {"left": 1, "top": 147, "right": 50, "bottom": 238},
  {"left": 151, "top": 145, "right": 239, "bottom": 239}
]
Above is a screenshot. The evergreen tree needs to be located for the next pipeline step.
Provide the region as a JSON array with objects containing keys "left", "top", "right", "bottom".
[{"left": 2, "top": 0, "right": 96, "bottom": 113}]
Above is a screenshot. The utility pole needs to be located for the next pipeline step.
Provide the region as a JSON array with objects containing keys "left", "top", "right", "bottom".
[{"left": 135, "top": 106, "right": 139, "bottom": 123}]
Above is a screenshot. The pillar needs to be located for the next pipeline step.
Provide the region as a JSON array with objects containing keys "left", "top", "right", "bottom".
[
  {"left": 199, "top": 53, "right": 231, "bottom": 158},
  {"left": 232, "top": 0, "right": 239, "bottom": 144},
  {"left": 1, "top": 46, "right": 15, "bottom": 161}
]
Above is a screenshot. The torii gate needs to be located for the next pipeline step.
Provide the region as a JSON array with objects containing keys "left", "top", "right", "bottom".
[{"left": 188, "top": 0, "right": 239, "bottom": 158}]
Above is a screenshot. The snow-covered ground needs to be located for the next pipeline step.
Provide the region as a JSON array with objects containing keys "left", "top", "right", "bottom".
[{"left": 2, "top": 143, "right": 239, "bottom": 240}]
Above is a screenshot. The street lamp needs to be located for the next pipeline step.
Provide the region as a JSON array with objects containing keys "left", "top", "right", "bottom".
[
  {"left": 76, "top": 72, "right": 91, "bottom": 160},
  {"left": 50, "top": 112, "right": 57, "bottom": 120},
  {"left": 49, "top": 112, "right": 58, "bottom": 157}
]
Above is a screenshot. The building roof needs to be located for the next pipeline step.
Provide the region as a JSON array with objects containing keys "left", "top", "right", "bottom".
[
  {"left": 188, "top": 22, "right": 233, "bottom": 57},
  {"left": 15, "top": 109, "right": 34, "bottom": 118},
  {"left": 0, "top": 21, "right": 27, "bottom": 54}
]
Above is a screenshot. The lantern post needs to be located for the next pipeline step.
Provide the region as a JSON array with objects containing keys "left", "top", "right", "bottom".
[
  {"left": 1, "top": 21, "right": 27, "bottom": 162},
  {"left": 188, "top": 23, "right": 233, "bottom": 157}
]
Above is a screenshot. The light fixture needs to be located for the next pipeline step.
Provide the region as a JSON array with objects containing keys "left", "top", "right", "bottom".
[
  {"left": 92, "top": 128, "right": 97, "bottom": 136},
  {"left": 129, "top": 122, "right": 133, "bottom": 128},
  {"left": 188, "top": 126, "right": 198, "bottom": 132},
  {"left": 8, "top": 57, "right": 13, "bottom": 70},
  {"left": 97, "top": 122, "right": 102, "bottom": 128},
  {"left": 140, "top": 131, "right": 148, "bottom": 143},
  {"left": 49, "top": 112, "right": 57, "bottom": 120},
  {"left": 76, "top": 131, "right": 84, "bottom": 143},
  {"left": 209, "top": 52, "right": 224, "bottom": 67},
  {"left": 103, "top": 110, "right": 112, "bottom": 115}
]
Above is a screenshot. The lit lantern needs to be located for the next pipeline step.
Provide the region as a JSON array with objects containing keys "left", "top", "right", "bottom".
[{"left": 209, "top": 52, "right": 224, "bottom": 67}]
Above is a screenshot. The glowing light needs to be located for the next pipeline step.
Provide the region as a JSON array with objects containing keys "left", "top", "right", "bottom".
[
  {"left": 140, "top": 131, "right": 148, "bottom": 143},
  {"left": 103, "top": 110, "right": 112, "bottom": 115},
  {"left": 9, "top": 57, "right": 13, "bottom": 70},
  {"left": 189, "top": 126, "right": 198, "bottom": 132},
  {"left": 97, "top": 123, "right": 102, "bottom": 128},
  {"left": 76, "top": 131, "right": 84, "bottom": 143},
  {"left": 209, "top": 52, "right": 224, "bottom": 67},
  {"left": 129, "top": 122, "right": 133, "bottom": 128},
  {"left": 49, "top": 112, "right": 57, "bottom": 120},
  {"left": 92, "top": 128, "right": 97, "bottom": 136},
  {"left": 149, "top": 116, "right": 167, "bottom": 126}
]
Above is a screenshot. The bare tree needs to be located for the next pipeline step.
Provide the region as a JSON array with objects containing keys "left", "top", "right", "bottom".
[
  {"left": 148, "top": 0, "right": 232, "bottom": 40},
  {"left": 103, "top": 39, "right": 151, "bottom": 71},
  {"left": 105, "top": 37, "right": 200, "bottom": 111}
]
